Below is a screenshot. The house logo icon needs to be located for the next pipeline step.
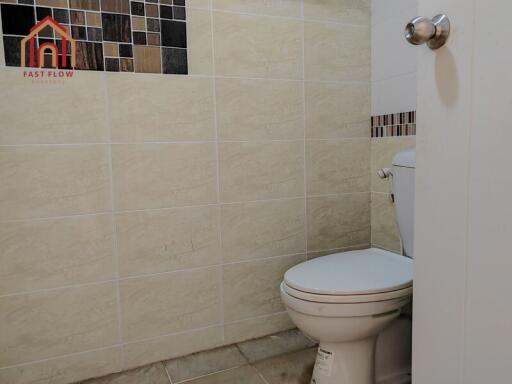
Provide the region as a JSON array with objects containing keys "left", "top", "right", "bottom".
[{"left": 20, "top": 16, "right": 76, "bottom": 69}]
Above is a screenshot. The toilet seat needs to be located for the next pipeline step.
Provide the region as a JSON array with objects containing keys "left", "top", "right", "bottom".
[
  {"left": 283, "top": 248, "right": 413, "bottom": 304},
  {"left": 283, "top": 283, "right": 412, "bottom": 304}
]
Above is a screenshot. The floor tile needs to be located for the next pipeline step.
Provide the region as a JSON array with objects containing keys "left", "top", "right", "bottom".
[
  {"left": 182, "top": 365, "right": 265, "bottom": 384},
  {"left": 236, "top": 329, "right": 316, "bottom": 363},
  {"left": 165, "top": 345, "right": 247, "bottom": 383},
  {"left": 254, "top": 348, "right": 317, "bottom": 384},
  {"left": 80, "top": 363, "right": 170, "bottom": 384}
]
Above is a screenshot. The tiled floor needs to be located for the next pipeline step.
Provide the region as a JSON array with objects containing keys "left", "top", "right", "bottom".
[{"left": 80, "top": 329, "right": 317, "bottom": 384}]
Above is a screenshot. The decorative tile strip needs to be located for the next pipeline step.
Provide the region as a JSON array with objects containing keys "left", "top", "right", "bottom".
[
  {"left": 371, "top": 111, "right": 416, "bottom": 138},
  {"left": 0, "top": 0, "right": 188, "bottom": 74}
]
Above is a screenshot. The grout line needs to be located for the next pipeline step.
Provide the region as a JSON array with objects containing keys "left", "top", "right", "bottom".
[
  {"left": 0, "top": 65, "right": 368, "bottom": 85},
  {"left": 101, "top": 69, "right": 126, "bottom": 363},
  {"left": 0, "top": 253, "right": 305, "bottom": 299},
  {"left": 301, "top": 0, "right": 308, "bottom": 257},
  {"left": 234, "top": 343, "right": 250, "bottom": 364},
  {"left": 209, "top": 5, "right": 226, "bottom": 346},
  {"left": 0, "top": 136, "right": 372, "bottom": 147},
  {"left": 164, "top": 363, "right": 174, "bottom": 384},
  {"left": 224, "top": 310, "right": 288, "bottom": 327},
  {"left": 174, "top": 365, "right": 246, "bottom": 384},
  {"left": 0, "top": 192, "right": 370, "bottom": 225},
  {"left": 0, "top": 324, "right": 221, "bottom": 372}
]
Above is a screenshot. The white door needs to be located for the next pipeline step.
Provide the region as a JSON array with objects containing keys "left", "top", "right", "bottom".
[{"left": 412, "top": 1, "right": 512, "bottom": 383}]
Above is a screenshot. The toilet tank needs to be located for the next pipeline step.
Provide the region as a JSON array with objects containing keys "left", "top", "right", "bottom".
[{"left": 391, "top": 150, "right": 416, "bottom": 258}]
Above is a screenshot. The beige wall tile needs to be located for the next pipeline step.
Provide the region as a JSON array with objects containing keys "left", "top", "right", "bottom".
[
  {"left": 305, "top": 22, "right": 370, "bottom": 81},
  {"left": 0, "top": 69, "right": 108, "bottom": 144},
  {"left": 0, "top": 282, "right": 119, "bottom": 366},
  {"left": 224, "top": 312, "right": 294, "bottom": 345},
  {"left": 186, "top": 0, "right": 212, "bottom": 9},
  {"left": 111, "top": 143, "right": 217, "bottom": 211},
  {"left": 120, "top": 267, "right": 221, "bottom": 341},
  {"left": 117, "top": 206, "right": 221, "bottom": 277},
  {"left": 212, "top": 0, "right": 302, "bottom": 17},
  {"left": 303, "top": 0, "right": 370, "bottom": 25},
  {"left": 0, "top": 346, "right": 123, "bottom": 384},
  {"left": 307, "top": 244, "right": 370, "bottom": 260},
  {"left": 371, "top": 192, "right": 401, "bottom": 252},
  {"left": 371, "top": 136, "right": 416, "bottom": 193},
  {"left": 223, "top": 254, "right": 306, "bottom": 322},
  {"left": 219, "top": 141, "right": 304, "bottom": 202},
  {"left": 213, "top": 11, "right": 303, "bottom": 79},
  {"left": 307, "top": 193, "right": 370, "bottom": 251},
  {"left": 0, "top": 215, "right": 115, "bottom": 295},
  {"left": 187, "top": 8, "right": 214, "bottom": 75},
  {"left": 221, "top": 198, "right": 306, "bottom": 263},
  {"left": 108, "top": 74, "right": 215, "bottom": 142},
  {"left": 123, "top": 326, "right": 223, "bottom": 370},
  {"left": 0, "top": 145, "right": 111, "bottom": 220},
  {"left": 305, "top": 81, "right": 370, "bottom": 139},
  {"left": 216, "top": 78, "right": 304, "bottom": 140},
  {"left": 306, "top": 139, "right": 370, "bottom": 195}
]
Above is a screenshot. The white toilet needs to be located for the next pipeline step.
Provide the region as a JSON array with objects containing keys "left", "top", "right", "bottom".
[{"left": 281, "top": 150, "right": 416, "bottom": 384}]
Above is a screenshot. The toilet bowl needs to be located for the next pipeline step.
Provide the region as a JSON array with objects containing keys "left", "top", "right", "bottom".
[
  {"left": 281, "top": 150, "right": 416, "bottom": 384},
  {"left": 281, "top": 248, "right": 413, "bottom": 384}
]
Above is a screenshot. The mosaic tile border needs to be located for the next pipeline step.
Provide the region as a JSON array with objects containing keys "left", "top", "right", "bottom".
[
  {"left": 371, "top": 111, "right": 416, "bottom": 138},
  {"left": 0, "top": 0, "right": 188, "bottom": 74}
]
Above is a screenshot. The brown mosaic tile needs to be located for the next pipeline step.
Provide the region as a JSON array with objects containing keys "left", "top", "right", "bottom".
[
  {"left": 145, "top": 3, "right": 158, "bottom": 17},
  {"left": 71, "top": 25, "right": 87, "bottom": 40},
  {"left": 86, "top": 12, "right": 101, "bottom": 27},
  {"left": 0, "top": 0, "right": 17, "bottom": 4},
  {"left": 103, "top": 42, "right": 119, "bottom": 57},
  {"left": 76, "top": 41, "right": 104, "bottom": 70},
  {"left": 131, "top": 1, "right": 145, "bottom": 16},
  {"left": 36, "top": 0, "right": 67, "bottom": 7},
  {"left": 147, "top": 32, "right": 160, "bottom": 46},
  {"left": 131, "top": 16, "right": 145, "bottom": 31},
  {"left": 69, "top": 0, "right": 100, "bottom": 11},
  {"left": 100, "top": 0, "right": 130, "bottom": 14},
  {"left": 146, "top": 18, "right": 159, "bottom": 32},
  {"left": 120, "top": 57, "right": 134, "bottom": 72},
  {"left": 101, "top": 13, "right": 131, "bottom": 43},
  {"left": 105, "top": 57, "right": 120, "bottom": 71},
  {"left": 133, "top": 45, "right": 161, "bottom": 73},
  {"left": 133, "top": 31, "right": 147, "bottom": 45},
  {"left": 70, "top": 10, "right": 86, "bottom": 25}
]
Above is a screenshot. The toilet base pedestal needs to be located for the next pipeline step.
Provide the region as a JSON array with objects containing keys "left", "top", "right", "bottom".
[{"left": 311, "top": 337, "right": 377, "bottom": 384}]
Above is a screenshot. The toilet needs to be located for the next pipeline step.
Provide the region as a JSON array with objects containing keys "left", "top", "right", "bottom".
[{"left": 281, "top": 150, "right": 416, "bottom": 384}]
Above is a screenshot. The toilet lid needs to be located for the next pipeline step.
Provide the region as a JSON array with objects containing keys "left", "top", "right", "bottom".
[{"left": 284, "top": 248, "right": 413, "bottom": 295}]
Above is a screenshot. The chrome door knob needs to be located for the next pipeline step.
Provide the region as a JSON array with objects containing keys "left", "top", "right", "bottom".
[{"left": 405, "top": 14, "right": 450, "bottom": 49}]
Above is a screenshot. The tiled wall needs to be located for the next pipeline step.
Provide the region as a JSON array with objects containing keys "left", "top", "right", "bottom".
[
  {"left": 0, "top": 0, "right": 188, "bottom": 74},
  {"left": 0, "top": 1, "right": 370, "bottom": 383}
]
